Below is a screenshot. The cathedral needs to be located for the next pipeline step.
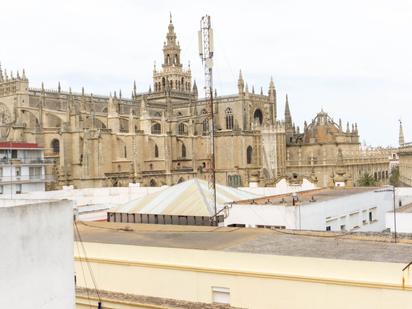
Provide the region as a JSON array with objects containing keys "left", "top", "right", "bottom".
[{"left": 0, "top": 17, "right": 391, "bottom": 189}]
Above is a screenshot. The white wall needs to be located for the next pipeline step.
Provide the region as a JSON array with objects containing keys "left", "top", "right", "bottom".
[
  {"left": 0, "top": 185, "right": 167, "bottom": 221},
  {"left": 226, "top": 190, "right": 406, "bottom": 232},
  {"left": 386, "top": 212, "right": 412, "bottom": 233},
  {"left": 0, "top": 200, "right": 75, "bottom": 309},
  {"left": 239, "top": 178, "right": 317, "bottom": 196}
]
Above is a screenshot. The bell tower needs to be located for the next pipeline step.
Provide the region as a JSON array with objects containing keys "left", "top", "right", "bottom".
[
  {"left": 153, "top": 14, "right": 192, "bottom": 94},
  {"left": 163, "top": 14, "right": 181, "bottom": 68}
]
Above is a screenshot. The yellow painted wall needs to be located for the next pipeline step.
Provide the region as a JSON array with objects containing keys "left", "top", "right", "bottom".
[{"left": 75, "top": 242, "right": 412, "bottom": 309}]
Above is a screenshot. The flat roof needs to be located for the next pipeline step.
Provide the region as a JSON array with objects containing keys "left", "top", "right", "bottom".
[
  {"left": 0, "top": 142, "right": 41, "bottom": 149},
  {"left": 75, "top": 222, "right": 412, "bottom": 263},
  {"left": 394, "top": 203, "right": 412, "bottom": 213},
  {"left": 234, "top": 187, "right": 378, "bottom": 206}
]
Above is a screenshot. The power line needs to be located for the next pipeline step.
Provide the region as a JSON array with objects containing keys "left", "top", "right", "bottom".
[{"left": 74, "top": 220, "right": 102, "bottom": 308}]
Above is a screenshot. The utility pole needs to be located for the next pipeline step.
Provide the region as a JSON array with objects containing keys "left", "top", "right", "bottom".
[{"left": 198, "top": 15, "right": 217, "bottom": 225}]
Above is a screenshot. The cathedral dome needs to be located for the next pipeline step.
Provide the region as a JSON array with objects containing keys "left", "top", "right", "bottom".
[{"left": 303, "top": 110, "right": 341, "bottom": 144}]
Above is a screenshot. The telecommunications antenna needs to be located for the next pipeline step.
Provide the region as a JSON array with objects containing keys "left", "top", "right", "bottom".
[{"left": 198, "top": 15, "right": 217, "bottom": 225}]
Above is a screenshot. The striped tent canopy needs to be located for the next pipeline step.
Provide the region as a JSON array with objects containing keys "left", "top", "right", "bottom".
[{"left": 111, "top": 178, "right": 259, "bottom": 217}]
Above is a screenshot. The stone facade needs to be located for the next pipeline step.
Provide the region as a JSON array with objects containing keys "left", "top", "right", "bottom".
[
  {"left": 0, "top": 17, "right": 390, "bottom": 189},
  {"left": 399, "top": 121, "right": 412, "bottom": 186},
  {"left": 284, "top": 98, "right": 392, "bottom": 187}
]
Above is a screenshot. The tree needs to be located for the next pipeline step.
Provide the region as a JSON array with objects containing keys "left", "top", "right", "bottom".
[
  {"left": 358, "top": 172, "right": 377, "bottom": 187},
  {"left": 390, "top": 166, "right": 400, "bottom": 187}
]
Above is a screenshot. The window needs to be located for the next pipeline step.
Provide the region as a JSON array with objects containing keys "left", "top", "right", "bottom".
[
  {"left": 225, "top": 108, "right": 234, "bottom": 130},
  {"left": 369, "top": 211, "right": 373, "bottom": 222},
  {"left": 340, "top": 224, "right": 346, "bottom": 231},
  {"left": 181, "top": 143, "right": 187, "bottom": 158},
  {"left": 178, "top": 123, "right": 187, "bottom": 135},
  {"left": 253, "top": 109, "right": 263, "bottom": 125},
  {"left": 326, "top": 226, "right": 331, "bottom": 231},
  {"left": 151, "top": 123, "right": 161, "bottom": 134},
  {"left": 212, "top": 287, "right": 230, "bottom": 305},
  {"left": 246, "top": 146, "right": 253, "bottom": 164},
  {"left": 149, "top": 179, "right": 156, "bottom": 186},
  {"left": 124, "top": 146, "right": 127, "bottom": 158},
  {"left": 154, "top": 144, "right": 159, "bottom": 158},
  {"left": 15, "top": 167, "right": 21, "bottom": 177},
  {"left": 0, "top": 185, "right": 3, "bottom": 194},
  {"left": 16, "top": 184, "right": 22, "bottom": 194},
  {"left": 228, "top": 175, "right": 241, "bottom": 187},
  {"left": 11, "top": 150, "right": 17, "bottom": 159},
  {"left": 202, "top": 119, "right": 209, "bottom": 135},
  {"left": 51, "top": 139, "right": 60, "bottom": 153},
  {"left": 29, "top": 167, "right": 42, "bottom": 180}
]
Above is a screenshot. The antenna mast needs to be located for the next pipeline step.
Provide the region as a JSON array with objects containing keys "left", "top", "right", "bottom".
[{"left": 198, "top": 15, "right": 217, "bottom": 226}]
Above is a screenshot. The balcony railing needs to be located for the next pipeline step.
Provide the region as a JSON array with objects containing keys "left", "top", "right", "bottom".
[
  {"left": 0, "top": 158, "right": 55, "bottom": 165},
  {"left": 0, "top": 175, "right": 54, "bottom": 184}
]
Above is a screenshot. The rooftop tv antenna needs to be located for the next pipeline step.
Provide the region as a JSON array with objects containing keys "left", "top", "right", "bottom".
[{"left": 198, "top": 15, "right": 217, "bottom": 225}]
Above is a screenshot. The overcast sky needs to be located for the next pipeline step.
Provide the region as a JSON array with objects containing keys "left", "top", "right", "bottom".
[{"left": 1, "top": 0, "right": 411, "bottom": 146}]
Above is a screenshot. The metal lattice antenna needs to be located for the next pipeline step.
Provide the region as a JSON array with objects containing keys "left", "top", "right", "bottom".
[{"left": 198, "top": 15, "right": 217, "bottom": 225}]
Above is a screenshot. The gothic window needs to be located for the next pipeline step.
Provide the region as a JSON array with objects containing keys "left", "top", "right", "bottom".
[
  {"left": 177, "top": 177, "right": 185, "bottom": 184},
  {"left": 150, "top": 178, "right": 156, "bottom": 186},
  {"left": 178, "top": 123, "right": 188, "bottom": 135},
  {"left": 225, "top": 107, "right": 234, "bottom": 130},
  {"left": 162, "top": 77, "right": 166, "bottom": 88},
  {"left": 154, "top": 144, "right": 159, "bottom": 158},
  {"left": 246, "top": 146, "right": 253, "bottom": 164},
  {"left": 181, "top": 143, "right": 187, "bottom": 158},
  {"left": 151, "top": 123, "right": 161, "bottom": 134},
  {"left": 253, "top": 109, "right": 263, "bottom": 125},
  {"left": 202, "top": 119, "right": 209, "bottom": 135},
  {"left": 51, "top": 139, "right": 60, "bottom": 153}
]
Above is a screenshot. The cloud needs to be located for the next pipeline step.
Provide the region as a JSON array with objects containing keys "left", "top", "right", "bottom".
[{"left": 1, "top": 0, "right": 411, "bottom": 146}]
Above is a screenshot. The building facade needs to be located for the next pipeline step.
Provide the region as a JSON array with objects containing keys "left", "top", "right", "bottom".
[
  {"left": 0, "top": 17, "right": 389, "bottom": 189},
  {"left": 399, "top": 121, "right": 412, "bottom": 186},
  {"left": 0, "top": 141, "right": 52, "bottom": 195}
]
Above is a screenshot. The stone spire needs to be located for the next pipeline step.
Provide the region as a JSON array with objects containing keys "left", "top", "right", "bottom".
[
  {"left": 284, "top": 94, "right": 292, "bottom": 129},
  {"left": 133, "top": 80, "right": 137, "bottom": 97},
  {"left": 399, "top": 120, "right": 405, "bottom": 146},
  {"left": 237, "top": 70, "right": 244, "bottom": 94},
  {"left": 192, "top": 80, "right": 198, "bottom": 96}
]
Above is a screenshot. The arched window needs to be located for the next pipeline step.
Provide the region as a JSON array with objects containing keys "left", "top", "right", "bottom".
[
  {"left": 124, "top": 146, "right": 127, "bottom": 158},
  {"left": 151, "top": 123, "right": 161, "bottom": 134},
  {"left": 178, "top": 123, "right": 187, "bottom": 135},
  {"left": 162, "top": 77, "right": 165, "bottom": 88},
  {"left": 150, "top": 179, "right": 157, "bottom": 186},
  {"left": 225, "top": 107, "right": 234, "bottom": 130},
  {"left": 247, "top": 146, "right": 253, "bottom": 164},
  {"left": 202, "top": 119, "right": 209, "bottom": 135},
  {"left": 154, "top": 144, "right": 159, "bottom": 158},
  {"left": 253, "top": 109, "right": 263, "bottom": 125},
  {"left": 182, "top": 143, "right": 187, "bottom": 158},
  {"left": 177, "top": 177, "right": 185, "bottom": 184},
  {"left": 51, "top": 139, "right": 60, "bottom": 153}
]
